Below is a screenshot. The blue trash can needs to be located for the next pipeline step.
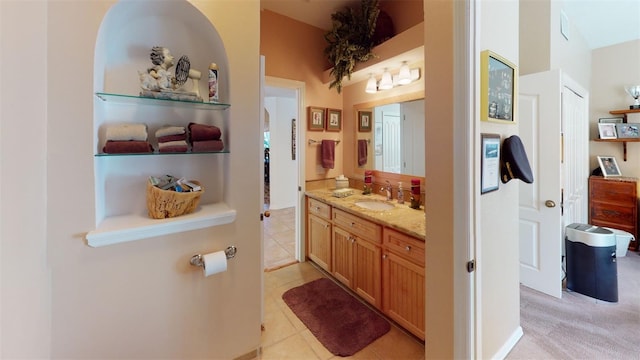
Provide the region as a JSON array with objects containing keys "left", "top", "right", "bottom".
[{"left": 565, "top": 223, "right": 618, "bottom": 302}]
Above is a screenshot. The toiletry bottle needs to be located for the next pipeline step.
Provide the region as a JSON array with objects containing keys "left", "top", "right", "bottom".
[
  {"left": 410, "top": 179, "right": 421, "bottom": 209},
  {"left": 208, "top": 63, "right": 219, "bottom": 103},
  {"left": 363, "top": 170, "right": 372, "bottom": 195},
  {"left": 397, "top": 182, "right": 404, "bottom": 204}
]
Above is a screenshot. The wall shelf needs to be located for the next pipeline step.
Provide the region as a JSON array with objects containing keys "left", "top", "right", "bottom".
[
  {"left": 96, "top": 92, "right": 230, "bottom": 110},
  {"left": 86, "top": 202, "right": 237, "bottom": 247}
]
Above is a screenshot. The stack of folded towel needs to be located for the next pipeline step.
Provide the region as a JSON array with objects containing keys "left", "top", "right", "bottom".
[
  {"left": 103, "top": 123, "right": 153, "bottom": 154},
  {"left": 156, "top": 125, "right": 188, "bottom": 153},
  {"left": 188, "top": 122, "right": 224, "bottom": 152}
]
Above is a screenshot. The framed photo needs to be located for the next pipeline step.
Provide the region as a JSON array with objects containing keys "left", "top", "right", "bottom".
[
  {"left": 480, "top": 50, "right": 517, "bottom": 123},
  {"left": 358, "top": 110, "right": 372, "bottom": 132},
  {"left": 597, "top": 156, "right": 622, "bottom": 177},
  {"left": 307, "top": 106, "right": 325, "bottom": 131},
  {"left": 598, "top": 123, "right": 617, "bottom": 139},
  {"left": 616, "top": 123, "right": 640, "bottom": 138},
  {"left": 599, "top": 117, "right": 624, "bottom": 124},
  {"left": 326, "top": 108, "right": 342, "bottom": 132},
  {"left": 481, "top": 133, "right": 501, "bottom": 194}
]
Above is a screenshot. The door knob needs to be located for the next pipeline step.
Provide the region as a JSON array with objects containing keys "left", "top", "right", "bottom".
[
  {"left": 264, "top": 210, "right": 271, "bottom": 217},
  {"left": 544, "top": 200, "right": 556, "bottom": 208}
]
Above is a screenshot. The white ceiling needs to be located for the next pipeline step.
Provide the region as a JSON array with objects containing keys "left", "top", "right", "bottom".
[{"left": 261, "top": 0, "right": 640, "bottom": 50}]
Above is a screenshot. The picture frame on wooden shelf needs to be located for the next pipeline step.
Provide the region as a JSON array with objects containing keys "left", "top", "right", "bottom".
[
  {"left": 325, "top": 108, "right": 342, "bottom": 132},
  {"left": 615, "top": 123, "right": 640, "bottom": 138},
  {"left": 481, "top": 133, "right": 501, "bottom": 194},
  {"left": 598, "top": 123, "right": 617, "bottom": 139},
  {"left": 480, "top": 50, "right": 517, "bottom": 123},
  {"left": 598, "top": 117, "right": 623, "bottom": 124},
  {"left": 597, "top": 156, "right": 622, "bottom": 177},
  {"left": 308, "top": 106, "right": 325, "bottom": 131}
]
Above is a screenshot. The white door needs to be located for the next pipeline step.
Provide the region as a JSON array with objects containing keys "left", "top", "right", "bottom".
[{"left": 518, "top": 70, "right": 588, "bottom": 298}]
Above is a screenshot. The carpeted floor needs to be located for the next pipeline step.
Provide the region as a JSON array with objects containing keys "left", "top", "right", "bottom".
[
  {"left": 282, "top": 277, "right": 391, "bottom": 357},
  {"left": 508, "top": 252, "right": 640, "bottom": 359}
]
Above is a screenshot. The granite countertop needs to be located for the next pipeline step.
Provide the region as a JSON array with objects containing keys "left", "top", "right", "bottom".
[{"left": 305, "top": 188, "right": 426, "bottom": 240}]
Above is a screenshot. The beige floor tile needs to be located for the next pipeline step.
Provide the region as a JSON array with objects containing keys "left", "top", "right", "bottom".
[
  {"left": 259, "top": 333, "right": 320, "bottom": 360},
  {"left": 261, "top": 304, "right": 298, "bottom": 347},
  {"left": 368, "top": 326, "right": 424, "bottom": 360},
  {"left": 300, "top": 329, "right": 335, "bottom": 360}
]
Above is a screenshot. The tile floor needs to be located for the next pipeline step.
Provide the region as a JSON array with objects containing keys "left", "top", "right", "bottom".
[
  {"left": 263, "top": 206, "right": 297, "bottom": 271},
  {"left": 258, "top": 262, "right": 426, "bottom": 359}
]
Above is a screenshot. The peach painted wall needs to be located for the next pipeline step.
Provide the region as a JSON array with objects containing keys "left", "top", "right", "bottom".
[
  {"left": 260, "top": 10, "right": 343, "bottom": 181},
  {"left": 381, "top": 0, "right": 424, "bottom": 34}
]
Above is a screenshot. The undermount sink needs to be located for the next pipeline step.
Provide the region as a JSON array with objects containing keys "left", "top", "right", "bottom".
[{"left": 354, "top": 200, "right": 395, "bottom": 211}]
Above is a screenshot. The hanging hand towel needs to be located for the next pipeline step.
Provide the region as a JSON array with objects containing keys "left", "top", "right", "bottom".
[
  {"left": 358, "top": 139, "right": 368, "bottom": 166},
  {"left": 321, "top": 140, "right": 335, "bottom": 169}
]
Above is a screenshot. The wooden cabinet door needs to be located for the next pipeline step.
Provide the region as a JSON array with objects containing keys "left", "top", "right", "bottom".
[
  {"left": 332, "top": 226, "right": 353, "bottom": 288},
  {"left": 307, "top": 214, "right": 331, "bottom": 271},
  {"left": 353, "top": 238, "right": 382, "bottom": 309},
  {"left": 383, "top": 251, "right": 425, "bottom": 340}
]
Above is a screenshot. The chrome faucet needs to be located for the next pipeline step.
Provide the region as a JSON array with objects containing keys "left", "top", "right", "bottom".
[{"left": 382, "top": 180, "right": 392, "bottom": 201}]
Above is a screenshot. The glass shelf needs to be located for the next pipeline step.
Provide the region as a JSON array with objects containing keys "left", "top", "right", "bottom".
[
  {"left": 96, "top": 92, "right": 230, "bottom": 110},
  {"left": 95, "top": 150, "right": 230, "bottom": 157}
]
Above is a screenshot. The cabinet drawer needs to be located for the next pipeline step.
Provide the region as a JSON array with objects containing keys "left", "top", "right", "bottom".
[
  {"left": 590, "top": 178, "right": 637, "bottom": 204},
  {"left": 308, "top": 198, "right": 331, "bottom": 220},
  {"left": 383, "top": 228, "right": 425, "bottom": 266},
  {"left": 333, "top": 209, "right": 381, "bottom": 243},
  {"left": 590, "top": 202, "right": 636, "bottom": 224}
]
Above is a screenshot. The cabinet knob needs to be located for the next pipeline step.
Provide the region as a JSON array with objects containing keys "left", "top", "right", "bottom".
[
  {"left": 315, "top": 206, "right": 320, "bottom": 211},
  {"left": 405, "top": 245, "right": 411, "bottom": 251},
  {"left": 544, "top": 200, "right": 556, "bottom": 208},
  {"left": 324, "top": 224, "right": 329, "bottom": 229},
  {"left": 350, "top": 222, "right": 355, "bottom": 227},
  {"left": 382, "top": 254, "right": 388, "bottom": 259}
]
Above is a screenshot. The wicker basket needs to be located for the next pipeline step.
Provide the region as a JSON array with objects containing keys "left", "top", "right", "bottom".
[{"left": 146, "top": 180, "right": 204, "bottom": 219}]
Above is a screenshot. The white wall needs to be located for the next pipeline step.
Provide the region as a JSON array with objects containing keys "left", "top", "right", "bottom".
[
  {"left": 2, "top": 0, "right": 262, "bottom": 358},
  {"left": 265, "top": 96, "right": 298, "bottom": 210},
  {"left": 479, "top": 0, "right": 522, "bottom": 358},
  {"left": 0, "top": 1, "right": 51, "bottom": 357},
  {"left": 590, "top": 40, "right": 640, "bottom": 177}
]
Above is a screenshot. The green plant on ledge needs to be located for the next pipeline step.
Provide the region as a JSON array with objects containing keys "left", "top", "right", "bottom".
[{"left": 324, "top": 0, "right": 380, "bottom": 93}]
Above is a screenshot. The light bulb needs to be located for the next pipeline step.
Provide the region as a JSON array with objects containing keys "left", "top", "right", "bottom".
[
  {"left": 379, "top": 69, "right": 393, "bottom": 90},
  {"left": 397, "top": 61, "right": 411, "bottom": 85},
  {"left": 365, "top": 74, "right": 377, "bottom": 93}
]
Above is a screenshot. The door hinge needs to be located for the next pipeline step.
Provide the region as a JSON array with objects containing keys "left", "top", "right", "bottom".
[{"left": 466, "top": 260, "right": 475, "bottom": 273}]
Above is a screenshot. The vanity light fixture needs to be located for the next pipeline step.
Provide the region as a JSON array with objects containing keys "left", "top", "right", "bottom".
[
  {"left": 397, "top": 61, "right": 412, "bottom": 85},
  {"left": 365, "top": 73, "right": 378, "bottom": 93},
  {"left": 379, "top": 68, "right": 393, "bottom": 90}
]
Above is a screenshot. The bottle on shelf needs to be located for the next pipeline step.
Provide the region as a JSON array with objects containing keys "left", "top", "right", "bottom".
[
  {"left": 208, "top": 63, "right": 219, "bottom": 103},
  {"left": 397, "top": 182, "right": 404, "bottom": 204}
]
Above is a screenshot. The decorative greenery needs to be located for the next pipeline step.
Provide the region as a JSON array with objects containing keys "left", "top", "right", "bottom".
[{"left": 324, "top": 0, "right": 380, "bottom": 93}]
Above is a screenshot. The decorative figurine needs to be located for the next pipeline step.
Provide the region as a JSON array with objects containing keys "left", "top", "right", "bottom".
[{"left": 139, "top": 46, "right": 202, "bottom": 101}]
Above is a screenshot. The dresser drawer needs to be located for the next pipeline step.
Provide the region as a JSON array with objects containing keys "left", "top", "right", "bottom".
[
  {"left": 383, "top": 228, "right": 425, "bottom": 266},
  {"left": 333, "top": 208, "right": 381, "bottom": 243},
  {"left": 590, "top": 178, "right": 637, "bottom": 204},
  {"left": 308, "top": 198, "right": 331, "bottom": 220},
  {"left": 590, "top": 202, "right": 636, "bottom": 224}
]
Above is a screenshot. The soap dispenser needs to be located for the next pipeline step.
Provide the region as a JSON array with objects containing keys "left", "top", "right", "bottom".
[{"left": 397, "top": 182, "right": 404, "bottom": 204}]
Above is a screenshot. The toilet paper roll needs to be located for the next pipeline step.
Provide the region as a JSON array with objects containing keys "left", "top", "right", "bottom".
[{"left": 202, "top": 250, "right": 227, "bottom": 277}]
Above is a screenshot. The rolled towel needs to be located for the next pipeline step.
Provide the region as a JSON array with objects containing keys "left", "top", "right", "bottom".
[
  {"left": 155, "top": 125, "right": 186, "bottom": 138},
  {"left": 192, "top": 140, "right": 224, "bottom": 152},
  {"left": 105, "top": 123, "right": 148, "bottom": 141},
  {"left": 103, "top": 140, "right": 153, "bottom": 154},
  {"left": 189, "top": 122, "right": 222, "bottom": 141},
  {"left": 158, "top": 140, "right": 188, "bottom": 153},
  {"left": 321, "top": 140, "right": 335, "bottom": 169},
  {"left": 157, "top": 133, "right": 188, "bottom": 143}
]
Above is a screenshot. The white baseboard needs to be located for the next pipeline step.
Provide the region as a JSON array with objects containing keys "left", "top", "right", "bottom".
[{"left": 491, "top": 326, "right": 523, "bottom": 360}]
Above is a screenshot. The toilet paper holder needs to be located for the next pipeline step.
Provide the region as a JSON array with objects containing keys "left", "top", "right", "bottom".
[{"left": 190, "top": 246, "right": 237, "bottom": 267}]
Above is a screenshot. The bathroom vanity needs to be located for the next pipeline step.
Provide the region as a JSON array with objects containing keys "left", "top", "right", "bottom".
[{"left": 305, "top": 189, "right": 426, "bottom": 340}]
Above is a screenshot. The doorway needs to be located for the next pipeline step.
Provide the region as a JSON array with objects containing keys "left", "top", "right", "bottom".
[{"left": 263, "top": 77, "right": 306, "bottom": 271}]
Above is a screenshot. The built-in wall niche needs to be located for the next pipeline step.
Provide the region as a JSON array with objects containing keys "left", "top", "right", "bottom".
[{"left": 87, "top": 0, "right": 235, "bottom": 247}]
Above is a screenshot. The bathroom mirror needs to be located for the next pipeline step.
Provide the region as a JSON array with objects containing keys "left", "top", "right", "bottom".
[{"left": 362, "top": 99, "right": 425, "bottom": 176}]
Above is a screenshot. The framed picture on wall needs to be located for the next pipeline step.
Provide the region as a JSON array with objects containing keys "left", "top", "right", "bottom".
[
  {"left": 597, "top": 156, "right": 621, "bottom": 177},
  {"left": 358, "top": 110, "right": 372, "bottom": 132},
  {"left": 326, "top": 108, "right": 342, "bottom": 132},
  {"left": 307, "top": 106, "right": 325, "bottom": 131},
  {"left": 616, "top": 123, "right": 640, "bottom": 138},
  {"left": 480, "top": 50, "right": 517, "bottom": 123},
  {"left": 481, "top": 133, "right": 501, "bottom": 194}
]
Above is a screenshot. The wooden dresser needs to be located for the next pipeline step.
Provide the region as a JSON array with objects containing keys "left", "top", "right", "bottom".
[{"left": 588, "top": 176, "right": 638, "bottom": 251}]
